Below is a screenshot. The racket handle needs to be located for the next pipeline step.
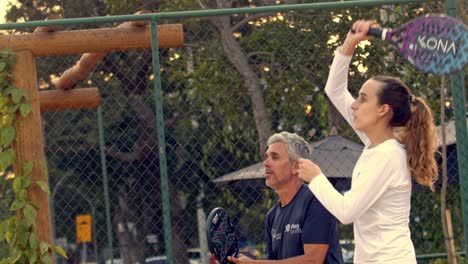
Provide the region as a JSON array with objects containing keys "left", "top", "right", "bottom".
[
  {"left": 350, "top": 28, "right": 386, "bottom": 40},
  {"left": 367, "top": 28, "right": 384, "bottom": 40}
]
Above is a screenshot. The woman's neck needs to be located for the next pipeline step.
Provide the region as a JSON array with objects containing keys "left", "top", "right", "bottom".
[{"left": 366, "top": 128, "right": 395, "bottom": 148}]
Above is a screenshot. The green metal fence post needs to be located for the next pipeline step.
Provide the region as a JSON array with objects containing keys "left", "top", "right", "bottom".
[
  {"left": 446, "top": 0, "right": 468, "bottom": 260},
  {"left": 150, "top": 18, "right": 174, "bottom": 264},
  {"left": 98, "top": 106, "right": 115, "bottom": 263}
]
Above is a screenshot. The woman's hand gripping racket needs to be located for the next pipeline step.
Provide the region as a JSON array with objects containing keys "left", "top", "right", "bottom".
[
  {"left": 357, "top": 14, "right": 467, "bottom": 75},
  {"left": 206, "top": 207, "right": 239, "bottom": 264}
]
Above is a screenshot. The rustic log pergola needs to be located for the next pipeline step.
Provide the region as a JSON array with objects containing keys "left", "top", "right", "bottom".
[{"left": 0, "top": 15, "right": 183, "bottom": 260}]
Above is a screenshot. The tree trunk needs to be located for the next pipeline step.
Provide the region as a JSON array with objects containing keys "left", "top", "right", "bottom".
[
  {"left": 101, "top": 51, "right": 189, "bottom": 264},
  {"left": 213, "top": 0, "right": 271, "bottom": 154},
  {"left": 327, "top": 99, "right": 345, "bottom": 136},
  {"left": 114, "top": 186, "right": 144, "bottom": 264}
]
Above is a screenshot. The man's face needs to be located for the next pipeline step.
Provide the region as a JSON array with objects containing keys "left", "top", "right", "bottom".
[{"left": 263, "top": 141, "right": 295, "bottom": 190}]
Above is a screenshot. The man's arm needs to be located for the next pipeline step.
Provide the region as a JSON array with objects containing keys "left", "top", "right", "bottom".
[
  {"left": 228, "top": 244, "right": 328, "bottom": 264},
  {"left": 302, "top": 244, "right": 328, "bottom": 262}
]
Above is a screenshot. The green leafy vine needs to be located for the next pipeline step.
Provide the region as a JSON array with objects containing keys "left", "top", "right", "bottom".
[{"left": 0, "top": 48, "right": 67, "bottom": 263}]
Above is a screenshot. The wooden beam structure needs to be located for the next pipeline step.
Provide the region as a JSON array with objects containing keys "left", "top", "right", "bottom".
[
  {"left": 53, "top": 53, "right": 107, "bottom": 89},
  {"left": 0, "top": 24, "right": 183, "bottom": 56},
  {"left": 11, "top": 51, "right": 53, "bottom": 244},
  {"left": 0, "top": 15, "right": 185, "bottom": 263},
  {"left": 39, "top": 88, "right": 100, "bottom": 112}
]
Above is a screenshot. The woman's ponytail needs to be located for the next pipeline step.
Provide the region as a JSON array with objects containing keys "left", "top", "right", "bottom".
[{"left": 401, "top": 96, "right": 438, "bottom": 191}]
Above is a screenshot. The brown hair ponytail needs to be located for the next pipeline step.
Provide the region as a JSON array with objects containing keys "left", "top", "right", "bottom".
[
  {"left": 400, "top": 96, "right": 438, "bottom": 191},
  {"left": 372, "top": 76, "right": 438, "bottom": 191}
]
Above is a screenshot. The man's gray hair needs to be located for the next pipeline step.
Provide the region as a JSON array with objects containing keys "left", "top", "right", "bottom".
[{"left": 267, "top": 132, "right": 311, "bottom": 161}]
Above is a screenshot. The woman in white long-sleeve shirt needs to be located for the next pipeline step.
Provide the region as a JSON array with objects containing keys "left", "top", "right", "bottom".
[{"left": 295, "top": 20, "right": 438, "bottom": 263}]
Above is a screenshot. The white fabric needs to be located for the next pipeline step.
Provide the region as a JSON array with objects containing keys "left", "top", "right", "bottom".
[{"left": 308, "top": 50, "right": 416, "bottom": 263}]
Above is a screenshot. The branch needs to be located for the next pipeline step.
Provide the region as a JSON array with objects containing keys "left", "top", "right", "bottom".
[
  {"left": 231, "top": 13, "right": 275, "bottom": 33},
  {"left": 456, "top": 0, "right": 468, "bottom": 23},
  {"left": 247, "top": 51, "right": 275, "bottom": 60},
  {"left": 197, "top": 0, "right": 207, "bottom": 9}
]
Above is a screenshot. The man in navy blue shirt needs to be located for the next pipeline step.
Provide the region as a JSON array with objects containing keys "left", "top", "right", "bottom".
[{"left": 229, "top": 132, "right": 343, "bottom": 263}]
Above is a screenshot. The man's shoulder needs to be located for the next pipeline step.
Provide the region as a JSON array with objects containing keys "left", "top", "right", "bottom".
[
  {"left": 295, "top": 184, "right": 316, "bottom": 202},
  {"left": 297, "top": 185, "right": 335, "bottom": 218}
]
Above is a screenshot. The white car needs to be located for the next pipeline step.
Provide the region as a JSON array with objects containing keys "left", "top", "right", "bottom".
[
  {"left": 144, "top": 248, "right": 204, "bottom": 264},
  {"left": 145, "top": 256, "right": 167, "bottom": 264},
  {"left": 340, "top": 240, "right": 355, "bottom": 262}
]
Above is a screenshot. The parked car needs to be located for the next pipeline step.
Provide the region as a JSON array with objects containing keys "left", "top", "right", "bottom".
[
  {"left": 105, "top": 259, "right": 124, "bottom": 264},
  {"left": 340, "top": 240, "right": 355, "bottom": 262},
  {"left": 145, "top": 256, "right": 167, "bottom": 264},
  {"left": 144, "top": 248, "right": 205, "bottom": 264}
]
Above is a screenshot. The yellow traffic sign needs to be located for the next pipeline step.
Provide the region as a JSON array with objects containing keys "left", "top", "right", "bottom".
[{"left": 76, "top": 214, "right": 92, "bottom": 243}]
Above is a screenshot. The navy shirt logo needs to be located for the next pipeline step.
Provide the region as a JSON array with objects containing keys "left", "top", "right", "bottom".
[
  {"left": 272, "top": 228, "right": 282, "bottom": 241},
  {"left": 285, "top": 224, "right": 301, "bottom": 234}
]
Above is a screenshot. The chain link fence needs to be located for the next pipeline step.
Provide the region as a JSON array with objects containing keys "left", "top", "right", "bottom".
[{"left": 0, "top": 1, "right": 467, "bottom": 263}]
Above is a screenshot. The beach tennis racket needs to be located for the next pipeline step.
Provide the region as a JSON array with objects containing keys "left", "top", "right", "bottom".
[
  {"left": 206, "top": 207, "right": 239, "bottom": 264},
  {"left": 356, "top": 14, "right": 468, "bottom": 75}
]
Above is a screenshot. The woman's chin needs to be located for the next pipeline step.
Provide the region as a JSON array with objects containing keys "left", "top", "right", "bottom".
[{"left": 352, "top": 124, "right": 362, "bottom": 131}]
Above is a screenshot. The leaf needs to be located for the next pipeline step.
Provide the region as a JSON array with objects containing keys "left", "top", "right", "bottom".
[
  {"left": 10, "top": 89, "right": 27, "bottom": 104},
  {"left": 0, "top": 48, "right": 13, "bottom": 57},
  {"left": 29, "top": 201, "right": 39, "bottom": 209},
  {"left": 22, "top": 161, "right": 33, "bottom": 176},
  {"left": 8, "top": 217, "right": 16, "bottom": 230},
  {"left": 19, "top": 102, "right": 32, "bottom": 117},
  {"left": 36, "top": 181, "right": 50, "bottom": 195},
  {"left": 22, "top": 204, "right": 36, "bottom": 226},
  {"left": 2, "top": 114, "right": 14, "bottom": 126},
  {"left": 2, "top": 87, "right": 16, "bottom": 97},
  {"left": 10, "top": 200, "right": 26, "bottom": 211},
  {"left": 0, "top": 62, "right": 5, "bottom": 72},
  {"left": 53, "top": 246, "right": 68, "bottom": 259},
  {"left": 13, "top": 176, "right": 31, "bottom": 191},
  {"left": 0, "top": 220, "right": 8, "bottom": 240},
  {"left": 12, "top": 176, "right": 23, "bottom": 192},
  {"left": 5, "top": 227, "right": 12, "bottom": 243},
  {"left": 39, "top": 241, "right": 49, "bottom": 255},
  {"left": 7, "top": 104, "right": 19, "bottom": 113},
  {"left": 0, "top": 258, "right": 12, "bottom": 264},
  {"left": 10, "top": 253, "right": 21, "bottom": 264},
  {"left": 0, "top": 125, "right": 16, "bottom": 147},
  {"left": 0, "top": 96, "right": 7, "bottom": 109},
  {"left": 29, "top": 234, "right": 38, "bottom": 250},
  {"left": 17, "top": 190, "right": 28, "bottom": 202},
  {"left": 0, "top": 149, "right": 15, "bottom": 171},
  {"left": 40, "top": 252, "right": 51, "bottom": 264},
  {"left": 18, "top": 232, "right": 29, "bottom": 247},
  {"left": 27, "top": 249, "right": 38, "bottom": 264},
  {"left": 20, "top": 177, "right": 31, "bottom": 189},
  {"left": 16, "top": 219, "right": 29, "bottom": 234}
]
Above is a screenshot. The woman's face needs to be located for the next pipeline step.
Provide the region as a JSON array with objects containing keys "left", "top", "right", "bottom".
[{"left": 351, "top": 79, "right": 388, "bottom": 132}]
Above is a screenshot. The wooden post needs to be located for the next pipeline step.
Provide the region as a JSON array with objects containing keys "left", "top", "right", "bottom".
[
  {"left": 0, "top": 17, "right": 184, "bottom": 264},
  {"left": 0, "top": 24, "right": 184, "bottom": 56},
  {"left": 39, "top": 88, "right": 100, "bottom": 112},
  {"left": 11, "top": 51, "right": 53, "bottom": 245}
]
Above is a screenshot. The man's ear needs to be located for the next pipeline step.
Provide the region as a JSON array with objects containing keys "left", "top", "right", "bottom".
[
  {"left": 291, "top": 160, "right": 299, "bottom": 174},
  {"left": 291, "top": 160, "right": 298, "bottom": 168}
]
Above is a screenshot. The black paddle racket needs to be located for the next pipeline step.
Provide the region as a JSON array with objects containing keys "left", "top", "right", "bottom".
[
  {"left": 206, "top": 207, "right": 239, "bottom": 264},
  {"left": 355, "top": 14, "right": 467, "bottom": 75}
]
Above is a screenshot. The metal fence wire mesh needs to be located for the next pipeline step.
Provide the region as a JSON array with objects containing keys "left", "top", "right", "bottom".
[{"left": 0, "top": 1, "right": 467, "bottom": 264}]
